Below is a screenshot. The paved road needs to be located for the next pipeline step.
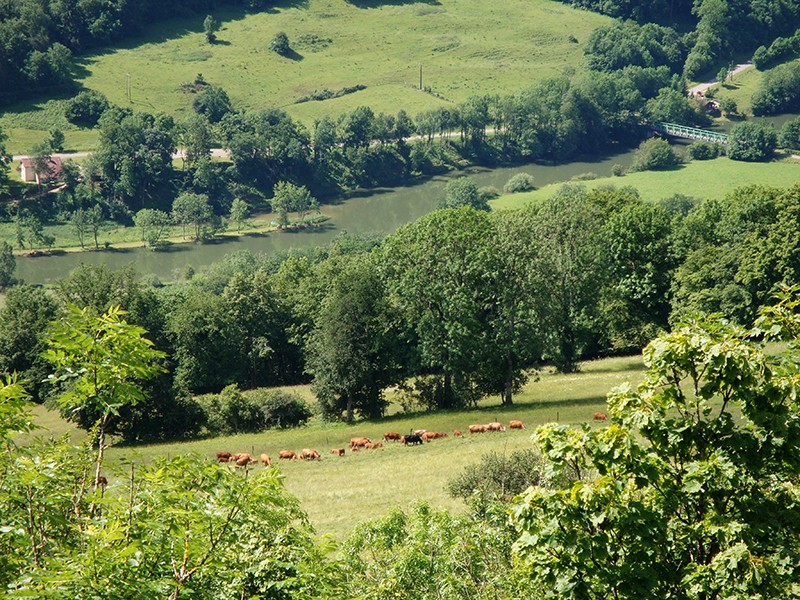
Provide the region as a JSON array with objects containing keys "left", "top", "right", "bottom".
[{"left": 688, "top": 62, "right": 754, "bottom": 96}]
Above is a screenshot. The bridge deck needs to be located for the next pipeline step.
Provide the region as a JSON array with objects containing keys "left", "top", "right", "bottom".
[{"left": 651, "top": 121, "right": 729, "bottom": 145}]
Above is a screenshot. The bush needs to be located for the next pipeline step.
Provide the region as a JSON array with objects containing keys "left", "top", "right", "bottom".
[
  {"left": 780, "top": 115, "right": 800, "bottom": 150},
  {"left": 478, "top": 186, "right": 501, "bottom": 201},
  {"left": 687, "top": 140, "right": 723, "bottom": 160},
  {"left": 249, "top": 389, "right": 312, "bottom": 428},
  {"left": 447, "top": 449, "right": 552, "bottom": 502},
  {"left": 270, "top": 32, "right": 290, "bottom": 56},
  {"left": 197, "top": 386, "right": 311, "bottom": 435},
  {"left": 502, "top": 173, "right": 535, "bottom": 193},
  {"left": 570, "top": 172, "right": 599, "bottom": 181},
  {"left": 630, "top": 137, "right": 681, "bottom": 172},
  {"left": 728, "top": 122, "right": 778, "bottom": 162},
  {"left": 611, "top": 163, "right": 626, "bottom": 176},
  {"left": 718, "top": 96, "right": 737, "bottom": 116},
  {"left": 64, "top": 90, "right": 110, "bottom": 127}
]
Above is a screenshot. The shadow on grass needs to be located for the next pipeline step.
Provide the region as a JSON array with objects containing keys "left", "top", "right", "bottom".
[{"left": 347, "top": 0, "right": 440, "bottom": 8}]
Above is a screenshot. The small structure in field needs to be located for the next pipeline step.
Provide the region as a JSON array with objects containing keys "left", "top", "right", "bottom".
[{"left": 19, "top": 156, "right": 63, "bottom": 184}]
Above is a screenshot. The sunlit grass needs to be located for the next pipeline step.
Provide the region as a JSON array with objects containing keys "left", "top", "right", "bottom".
[{"left": 25, "top": 354, "right": 645, "bottom": 540}]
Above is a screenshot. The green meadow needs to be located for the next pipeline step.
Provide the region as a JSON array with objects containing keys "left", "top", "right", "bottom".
[
  {"left": 490, "top": 155, "right": 800, "bottom": 210},
  {"left": 24, "top": 354, "right": 644, "bottom": 540},
  {"left": 0, "top": 0, "right": 608, "bottom": 154}
]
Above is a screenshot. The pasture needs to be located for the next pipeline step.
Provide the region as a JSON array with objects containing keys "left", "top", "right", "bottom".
[
  {"left": 490, "top": 154, "right": 800, "bottom": 210},
  {"left": 24, "top": 353, "right": 645, "bottom": 540},
  {"left": 0, "top": 0, "right": 609, "bottom": 154}
]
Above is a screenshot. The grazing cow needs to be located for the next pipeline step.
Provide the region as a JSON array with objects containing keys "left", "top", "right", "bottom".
[
  {"left": 453, "top": 429, "right": 463, "bottom": 437},
  {"left": 432, "top": 432, "right": 448, "bottom": 439},
  {"left": 235, "top": 453, "right": 256, "bottom": 467},
  {"left": 486, "top": 422, "right": 506, "bottom": 432},
  {"left": 260, "top": 453, "right": 272, "bottom": 466},
  {"left": 216, "top": 451, "right": 233, "bottom": 462},
  {"left": 383, "top": 432, "right": 401, "bottom": 442},
  {"left": 509, "top": 420, "right": 525, "bottom": 429},
  {"left": 349, "top": 437, "right": 371, "bottom": 449},
  {"left": 365, "top": 441, "right": 384, "bottom": 449},
  {"left": 331, "top": 448, "right": 345, "bottom": 456},
  {"left": 468, "top": 424, "right": 487, "bottom": 434},
  {"left": 401, "top": 434, "right": 423, "bottom": 445},
  {"left": 414, "top": 429, "right": 427, "bottom": 436},
  {"left": 278, "top": 450, "right": 296, "bottom": 460},
  {"left": 300, "top": 448, "right": 321, "bottom": 460},
  {"left": 594, "top": 412, "right": 608, "bottom": 421}
]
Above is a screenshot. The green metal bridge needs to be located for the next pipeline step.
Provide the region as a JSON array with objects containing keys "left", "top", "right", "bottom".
[{"left": 650, "top": 121, "right": 729, "bottom": 145}]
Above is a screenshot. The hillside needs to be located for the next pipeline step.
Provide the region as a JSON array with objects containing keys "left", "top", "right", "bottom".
[{"left": 0, "top": 0, "right": 609, "bottom": 154}]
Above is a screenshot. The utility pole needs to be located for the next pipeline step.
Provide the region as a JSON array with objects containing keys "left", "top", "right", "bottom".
[
  {"left": 126, "top": 73, "right": 131, "bottom": 103},
  {"left": 419, "top": 64, "right": 423, "bottom": 90}
]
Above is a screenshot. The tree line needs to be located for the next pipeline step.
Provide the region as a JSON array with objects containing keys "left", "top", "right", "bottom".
[
  {"left": 4, "top": 180, "right": 800, "bottom": 440},
  {"left": 2, "top": 64, "right": 719, "bottom": 247}
]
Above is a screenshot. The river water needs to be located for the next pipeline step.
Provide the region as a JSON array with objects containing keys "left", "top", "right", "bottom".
[{"left": 17, "top": 150, "right": 638, "bottom": 285}]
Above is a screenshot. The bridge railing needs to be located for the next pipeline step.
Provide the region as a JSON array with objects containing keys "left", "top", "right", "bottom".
[{"left": 651, "top": 121, "right": 729, "bottom": 145}]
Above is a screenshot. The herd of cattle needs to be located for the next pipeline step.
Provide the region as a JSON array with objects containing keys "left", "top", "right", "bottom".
[{"left": 213, "top": 418, "right": 546, "bottom": 466}]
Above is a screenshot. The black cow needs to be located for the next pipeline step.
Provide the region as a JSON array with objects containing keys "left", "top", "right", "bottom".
[{"left": 401, "top": 434, "right": 423, "bottom": 446}]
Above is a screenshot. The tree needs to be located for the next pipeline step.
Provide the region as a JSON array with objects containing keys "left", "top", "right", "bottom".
[
  {"left": 203, "top": 14, "right": 218, "bottom": 44},
  {"left": 0, "top": 126, "right": 10, "bottom": 189},
  {"left": 44, "top": 305, "right": 166, "bottom": 492},
  {"left": 172, "top": 192, "right": 214, "bottom": 241},
  {"left": 728, "top": 122, "right": 777, "bottom": 162},
  {"left": 179, "top": 112, "right": 212, "bottom": 167},
  {"left": 779, "top": 116, "right": 800, "bottom": 150},
  {"left": 644, "top": 87, "right": 708, "bottom": 126},
  {"left": 0, "top": 241, "right": 15, "bottom": 290},
  {"left": 270, "top": 181, "right": 316, "bottom": 228},
  {"left": 87, "top": 203, "right": 104, "bottom": 250},
  {"left": 47, "top": 127, "right": 65, "bottom": 153},
  {"left": 440, "top": 177, "right": 488, "bottom": 211},
  {"left": 70, "top": 208, "right": 89, "bottom": 249},
  {"left": 380, "top": 207, "right": 497, "bottom": 408},
  {"left": 0, "top": 285, "right": 60, "bottom": 403},
  {"left": 270, "top": 31, "right": 290, "bottom": 56},
  {"left": 529, "top": 185, "right": 607, "bottom": 372},
  {"left": 64, "top": 90, "right": 110, "bottom": 127},
  {"left": 134, "top": 208, "right": 171, "bottom": 248},
  {"left": 306, "top": 255, "right": 401, "bottom": 422},
  {"left": 719, "top": 96, "right": 737, "bottom": 116},
  {"left": 193, "top": 85, "right": 233, "bottom": 124},
  {"left": 229, "top": 198, "right": 249, "bottom": 231},
  {"left": 512, "top": 290, "right": 800, "bottom": 598}
]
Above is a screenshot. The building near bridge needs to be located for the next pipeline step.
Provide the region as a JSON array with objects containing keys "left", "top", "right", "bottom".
[{"left": 19, "top": 156, "right": 63, "bottom": 184}]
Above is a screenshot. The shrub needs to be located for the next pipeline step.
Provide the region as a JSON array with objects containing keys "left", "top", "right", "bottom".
[
  {"left": 448, "top": 449, "right": 557, "bottom": 502},
  {"left": 687, "top": 140, "right": 723, "bottom": 160},
  {"left": 611, "top": 163, "right": 626, "bottom": 176},
  {"left": 719, "top": 96, "right": 737, "bottom": 116},
  {"left": 751, "top": 62, "right": 800, "bottom": 116},
  {"left": 64, "top": 90, "right": 109, "bottom": 127},
  {"left": 630, "top": 138, "right": 680, "bottom": 171},
  {"left": 197, "top": 384, "right": 264, "bottom": 435},
  {"left": 779, "top": 115, "right": 800, "bottom": 150},
  {"left": 570, "top": 172, "right": 599, "bottom": 181},
  {"left": 502, "top": 173, "right": 535, "bottom": 193},
  {"left": 478, "top": 186, "right": 501, "bottom": 201},
  {"left": 270, "top": 32, "right": 290, "bottom": 56},
  {"left": 249, "top": 389, "right": 311, "bottom": 428}
]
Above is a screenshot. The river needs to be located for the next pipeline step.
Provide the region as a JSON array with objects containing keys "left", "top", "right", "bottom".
[{"left": 16, "top": 150, "right": 639, "bottom": 285}]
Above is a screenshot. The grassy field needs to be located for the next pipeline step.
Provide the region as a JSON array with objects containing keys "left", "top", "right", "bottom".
[
  {"left": 490, "top": 154, "right": 800, "bottom": 209},
  {"left": 23, "top": 354, "right": 644, "bottom": 540},
  {"left": 0, "top": 0, "right": 608, "bottom": 154}
]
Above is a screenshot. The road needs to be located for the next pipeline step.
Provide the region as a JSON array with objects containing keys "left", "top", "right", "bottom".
[{"left": 687, "top": 61, "right": 754, "bottom": 96}]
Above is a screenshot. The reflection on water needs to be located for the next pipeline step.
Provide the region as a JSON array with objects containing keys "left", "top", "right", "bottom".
[{"left": 16, "top": 149, "right": 637, "bottom": 285}]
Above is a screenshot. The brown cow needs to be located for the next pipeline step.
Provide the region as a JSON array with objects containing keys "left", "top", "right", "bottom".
[
  {"left": 216, "top": 451, "right": 232, "bottom": 462},
  {"left": 453, "top": 429, "right": 463, "bottom": 437},
  {"left": 278, "top": 450, "right": 296, "bottom": 460},
  {"left": 594, "top": 412, "right": 608, "bottom": 421},
  {"left": 486, "top": 422, "right": 506, "bottom": 432},
  {"left": 331, "top": 448, "right": 345, "bottom": 456},
  {"left": 365, "top": 441, "right": 384, "bottom": 449},
  {"left": 300, "top": 448, "right": 321, "bottom": 460},
  {"left": 509, "top": 420, "right": 525, "bottom": 430},
  {"left": 235, "top": 453, "right": 256, "bottom": 467},
  {"left": 349, "top": 437, "right": 371, "bottom": 449},
  {"left": 414, "top": 429, "right": 427, "bottom": 436},
  {"left": 469, "top": 424, "right": 487, "bottom": 433},
  {"left": 260, "top": 453, "right": 272, "bottom": 466},
  {"left": 432, "top": 432, "right": 448, "bottom": 439},
  {"left": 383, "top": 432, "right": 401, "bottom": 442}
]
